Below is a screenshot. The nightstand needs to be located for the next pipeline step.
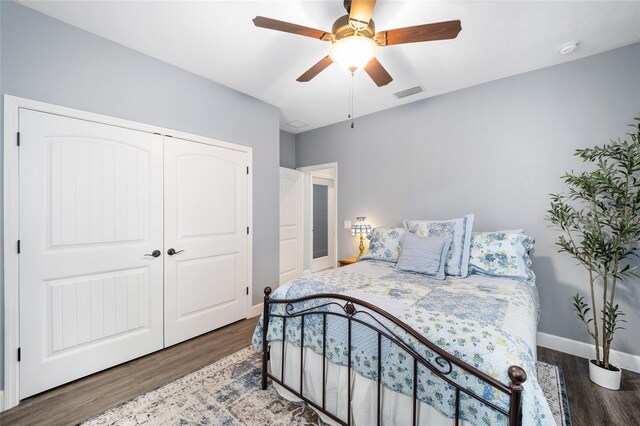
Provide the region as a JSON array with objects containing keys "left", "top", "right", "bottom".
[{"left": 338, "top": 257, "right": 358, "bottom": 267}]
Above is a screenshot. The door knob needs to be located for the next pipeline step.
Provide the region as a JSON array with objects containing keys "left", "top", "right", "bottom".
[
  {"left": 167, "top": 248, "right": 184, "bottom": 256},
  {"left": 144, "top": 250, "right": 161, "bottom": 258}
]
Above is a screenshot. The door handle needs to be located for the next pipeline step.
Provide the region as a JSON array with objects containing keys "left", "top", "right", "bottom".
[
  {"left": 167, "top": 248, "right": 184, "bottom": 256},
  {"left": 144, "top": 250, "right": 162, "bottom": 258}
]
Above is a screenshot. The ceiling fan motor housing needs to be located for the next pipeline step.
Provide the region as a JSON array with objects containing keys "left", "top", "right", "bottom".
[{"left": 332, "top": 14, "right": 375, "bottom": 41}]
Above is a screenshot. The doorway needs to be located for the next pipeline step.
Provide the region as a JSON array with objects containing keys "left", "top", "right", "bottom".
[{"left": 297, "top": 163, "right": 338, "bottom": 273}]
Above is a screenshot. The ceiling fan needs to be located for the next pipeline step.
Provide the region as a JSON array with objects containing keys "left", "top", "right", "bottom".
[{"left": 253, "top": 0, "right": 462, "bottom": 87}]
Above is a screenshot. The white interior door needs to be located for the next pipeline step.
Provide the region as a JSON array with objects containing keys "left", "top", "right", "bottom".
[
  {"left": 311, "top": 176, "right": 335, "bottom": 272},
  {"left": 163, "top": 137, "right": 249, "bottom": 347},
  {"left": 19, "top": 109, "right": 164, "bottom": 398},
  {"left": 279, "top": 167, "right": 304, "bottom": 285}
]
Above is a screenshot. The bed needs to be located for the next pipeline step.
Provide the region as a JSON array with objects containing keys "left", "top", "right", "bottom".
[{"left": 252, "top": 259, "right": 554, "bottom": 426}]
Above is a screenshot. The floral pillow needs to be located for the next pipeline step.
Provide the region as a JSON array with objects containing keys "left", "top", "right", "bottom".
[
  {"left": 403, "top": 214, "right": 474, "bottom": 277},
  {"left": 360, "top": 227, "right": 405, "bottom": 263},
  {"left": 469, "top": 232, "right": 535, "bottom": 282}
]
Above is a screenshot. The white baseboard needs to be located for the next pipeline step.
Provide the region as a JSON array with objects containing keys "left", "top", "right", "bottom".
[
  {"left": 249, "top": 303, "right": 263, "bottom": 318},
  {"left": 537, "top": 332, "right": 640, "bottom": 374},
  {"left": 0, "top": 390, "right": 4, "bottom": 412}
]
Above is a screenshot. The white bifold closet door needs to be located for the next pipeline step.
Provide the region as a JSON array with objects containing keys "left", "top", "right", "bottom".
[
  {"left": 163, "top": 137, "right": 249, "bottom": 347},
  {"left": 19, "top": 109, "right": 165, "bottom": 398},
  {"left": 18, "top": 109, "right": 250, "bottom": 399}
]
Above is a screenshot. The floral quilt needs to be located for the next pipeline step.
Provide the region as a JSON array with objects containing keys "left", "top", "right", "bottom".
[{"left": 252, "top": 260, "right": 554, "bottom": 426}]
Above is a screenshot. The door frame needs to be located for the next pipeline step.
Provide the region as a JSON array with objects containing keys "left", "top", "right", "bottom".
[
  {"left": 297, "top": 163, "right": 338, "bottom": 274},
  {"left": 3, "top": 95, "right": 253, "bottom": 410}
]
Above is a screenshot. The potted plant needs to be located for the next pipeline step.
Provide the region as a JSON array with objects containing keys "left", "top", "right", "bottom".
[{"left": 547, "top": 118, "right": 640, "bottom": 390}]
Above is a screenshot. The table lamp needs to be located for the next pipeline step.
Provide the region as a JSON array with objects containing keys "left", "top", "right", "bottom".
[{"left": 351, "top": 217, "right": 372, "bottom": 259}]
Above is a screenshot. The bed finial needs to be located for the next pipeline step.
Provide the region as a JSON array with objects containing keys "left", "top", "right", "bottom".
[
  {"left": 508, "top": 365, "right": 527, "bottom": 386},
  {"left": 264, "top": 287, "right": 272, "bottom": 298}
]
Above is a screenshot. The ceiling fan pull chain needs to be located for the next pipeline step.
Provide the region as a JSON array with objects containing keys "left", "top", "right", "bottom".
[{"left": 349, "top": 71, "right": 355, "bottom": 129}]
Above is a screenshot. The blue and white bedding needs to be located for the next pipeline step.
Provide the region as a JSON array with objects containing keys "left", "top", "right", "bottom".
[{"left": 252, "top": 260, "right": 554, "bottom": 426}]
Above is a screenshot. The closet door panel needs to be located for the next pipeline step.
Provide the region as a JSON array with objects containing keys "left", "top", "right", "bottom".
[
  {"left": 164, "top": 137, "right": 248, "bottom": 346},
  {"left": 19, "top": 109, "right": 164, "bottom": 399}
]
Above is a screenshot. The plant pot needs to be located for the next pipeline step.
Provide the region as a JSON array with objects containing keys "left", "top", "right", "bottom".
[{"left": 589, "top": 359, "right": 621, "bottom": 390}]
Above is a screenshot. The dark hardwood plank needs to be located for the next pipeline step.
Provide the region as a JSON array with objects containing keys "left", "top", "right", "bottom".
[
  {"left": 537, "top": 346, "right": 640, "bottom": 426},
  {"left": 1, "top": 320, "right": 637, "bottom": 426},
  {"left": 0, "top": 317, "right": 259, "bottom": 426}
]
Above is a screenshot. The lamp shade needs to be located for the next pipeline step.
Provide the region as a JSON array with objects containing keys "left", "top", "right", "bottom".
[
  {"left": 329, "top": 36, "right": 377, "bottom": 72},
  {"left": 351, "top": 216, "right": 372, "bottom": 236}
]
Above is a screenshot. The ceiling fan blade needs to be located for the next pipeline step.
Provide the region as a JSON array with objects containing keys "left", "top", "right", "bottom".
[
  {"left": 379, "top": 20, "right": 462, "bottom": 46},
  {"left": 364, "top": 57, "right": 393, "bottom": 87},
  {"left": 348, "top": 0, "right": 377, "bottom": 28},
  {"left": 252, "top": 16, "right": 329, "bottom": 40},
  {"left": 297, "top": 56, "right": 334, "bottom": 82}
]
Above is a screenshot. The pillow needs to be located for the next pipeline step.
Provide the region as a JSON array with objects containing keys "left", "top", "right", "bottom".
[
  {"left": 395, "top": 234, "right": 451, "bottom": 280},
  {"left": 360, "top": 227, "right": 405, "bottom": 263},
  {"left": 469, "top": 232, "right": 535, "bottom": 282},
  {"left": 494, "top": 229, "right": 525, "bottom": 234},
  {"left": 403, "top": 214, "right": 474, "bottom": 277}
]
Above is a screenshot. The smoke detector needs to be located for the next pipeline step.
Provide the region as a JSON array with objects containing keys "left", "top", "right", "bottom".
[{"left": 558, "top": 41, "right": 579, "bottom": 55}]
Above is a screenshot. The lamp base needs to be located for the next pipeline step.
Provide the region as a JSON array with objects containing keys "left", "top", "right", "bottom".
[{"left": 357, "top": 235, "right": 365, "bottom": 259}]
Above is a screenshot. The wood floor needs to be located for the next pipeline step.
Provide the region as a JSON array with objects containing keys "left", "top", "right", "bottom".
[
  {"left": 537, "top": 346, "right": 640, "bottom": 426},
  {"left": 0, "top": 318, "right": 637, "bottom": 426},
  {"left": 0, "top": 317, "right": 259, "bottom": 426}
]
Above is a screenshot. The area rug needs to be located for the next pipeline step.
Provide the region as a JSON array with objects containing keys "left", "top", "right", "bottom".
[
  {"left": 82, "top": 347, "right": 571, "bottom": 426},
  {"left": 536, "top": 361, "right": 573, "bottom": 426}
]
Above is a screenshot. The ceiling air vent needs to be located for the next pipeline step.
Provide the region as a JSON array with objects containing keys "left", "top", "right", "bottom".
[
  {"left": 394, "top": 86, "right": 424, "bottom": 99},
  {"left": 286, "top": 120, "right": 310, "bottom": 129}
]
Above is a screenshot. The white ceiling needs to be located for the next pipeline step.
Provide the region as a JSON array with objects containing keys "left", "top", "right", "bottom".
[{"left": 21, "top": 1, "right": 640, "bottom": 133}]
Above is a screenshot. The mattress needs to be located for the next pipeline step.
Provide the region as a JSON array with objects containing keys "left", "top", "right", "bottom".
[{"left": 252, "top": 260, "right": 554, "bottom": 425}]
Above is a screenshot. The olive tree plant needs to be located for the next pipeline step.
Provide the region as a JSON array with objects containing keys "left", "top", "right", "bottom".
[{"left": 547, "top": 118, "right": 640, "bottom": 370}]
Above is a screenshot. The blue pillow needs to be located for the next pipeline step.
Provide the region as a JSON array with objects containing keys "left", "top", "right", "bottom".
[
  {"left": 360, "top": 227, "right": 405, "bottom": 263},
  {"left": 395, "top": 233, "right": 452, "bottom": 280},
  {"left": 403, "top": 214, "right": 474, "bottom": 277},
  {"left": 469, "top": 232, "right": 535, "bottom": 282}
]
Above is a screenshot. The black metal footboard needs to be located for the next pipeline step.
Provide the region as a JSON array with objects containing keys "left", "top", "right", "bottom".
[{"left": 260, "top": 287, "right": 526, "bottom": 426}]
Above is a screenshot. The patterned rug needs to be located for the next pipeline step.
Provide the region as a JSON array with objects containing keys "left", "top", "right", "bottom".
[{"left": 82, "top": 347, "right": 571, "bottom": 426}]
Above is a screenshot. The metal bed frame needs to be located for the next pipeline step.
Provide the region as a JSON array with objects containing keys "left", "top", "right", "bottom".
[{"left": 260, "top": 287, "right": 527, "bottom": 426}]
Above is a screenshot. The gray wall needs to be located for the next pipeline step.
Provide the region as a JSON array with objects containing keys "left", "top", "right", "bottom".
[
  {"left": 296, "top": 43, "right": 640, "bottom": 356},
  {"left": 280, "top": 130, "right": 296, "bottom": 168},
  {"left": 1, "top": 1, "right": 280, "bottom": 386}
]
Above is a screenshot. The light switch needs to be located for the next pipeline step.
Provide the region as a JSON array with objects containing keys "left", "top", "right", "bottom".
[{"left": 344, "top": 220, "right": 351, "bottom": 229}]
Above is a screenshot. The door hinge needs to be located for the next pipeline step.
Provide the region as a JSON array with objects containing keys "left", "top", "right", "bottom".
[
  {"left": 17, "top": 132, "right": 20, "bottom": 147},
  {"left": 246, "top": 286, "right": 249, "bottom": 295},
  {"left": 17, "top": 240, "right": 21, "bottom": 254},
  {"left": 246, "top": 226, "right": 250, "bottom": 235},
  {"left": 17, "top": 347, "right": 21, "bottom": 362},
  {"left": 247, "top": 166, "right": 249, "bottom": 175}
]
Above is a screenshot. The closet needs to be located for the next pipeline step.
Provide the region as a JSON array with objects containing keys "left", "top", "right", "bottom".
[{"left": 17, "top": 108, "right": 250, "bottom": 398}]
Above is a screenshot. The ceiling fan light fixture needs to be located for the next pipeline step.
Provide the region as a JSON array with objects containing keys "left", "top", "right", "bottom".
[{"left": 329, "top": 36, "right": 377, "bottom": 72}]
